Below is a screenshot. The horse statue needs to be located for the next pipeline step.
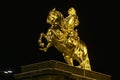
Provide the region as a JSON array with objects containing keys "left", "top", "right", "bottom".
[{"left": 38, "top": 8, "right": 91, "bottom": 71}]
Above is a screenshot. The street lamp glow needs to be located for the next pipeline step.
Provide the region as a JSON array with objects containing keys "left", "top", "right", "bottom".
[
  {"left": 8, "top": 70, "right": 13, "bottom": 73},
  {"left": 4, "top": 70, "right": 13, "bottom": 74},
  {"left": 4, "top": 71, "right": 8, "bottom": 74}
]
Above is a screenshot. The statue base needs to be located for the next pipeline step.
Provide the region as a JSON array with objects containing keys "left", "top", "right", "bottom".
[{"left": 14, "top": 60, "right": 111, "bottom": 80}]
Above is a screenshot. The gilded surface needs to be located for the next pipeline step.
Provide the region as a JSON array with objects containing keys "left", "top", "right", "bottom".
[{"left": 38, "top": 7, "right": 91, "bottom": 71}]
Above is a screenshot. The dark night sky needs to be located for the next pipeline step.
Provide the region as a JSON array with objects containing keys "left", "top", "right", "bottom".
[{"left": 0, "top": 0, "right": 118, "bottom": 79}]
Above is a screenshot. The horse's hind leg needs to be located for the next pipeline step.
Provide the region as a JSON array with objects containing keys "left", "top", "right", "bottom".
[
  {"left": 79, "top": 55, "right": 91, "bottom": 70},
  {"left": 73, "top": 52, "right": 83, "bottom": 68},
  {"left": 63, "top": 53, "right": 74, "bottom": 66}
]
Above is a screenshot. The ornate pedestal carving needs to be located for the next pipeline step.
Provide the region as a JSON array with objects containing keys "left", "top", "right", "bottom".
[{"left": 14, "top": 60, "right": 111, "bottom": 80}]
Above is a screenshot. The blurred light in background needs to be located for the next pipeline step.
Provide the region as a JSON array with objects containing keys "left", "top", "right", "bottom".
[{"left": 4, "top": 70, "right": 13, "bottom": 74}]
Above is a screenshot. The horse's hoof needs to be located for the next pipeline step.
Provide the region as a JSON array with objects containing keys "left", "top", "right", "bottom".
[
  {"left": 44, "top": 50, "right": 47, "bottom": 52},
  {"left": 43, "top": 48, "right": 47, "bottom": 52},
  {"left": 40, "top": 43, "right": 44, "bottom": 47},
  {"left": 39, "top": 48, "right": 47, "bottom": 52},
  {"left": 75, "top": 66, "right": 82, "bottom": 68},
  {"left": 39, "top": 48, "right": 43, "bottom": 50},
  {"left": 39, "top": 48, "right": 43, "bottom": 51}
]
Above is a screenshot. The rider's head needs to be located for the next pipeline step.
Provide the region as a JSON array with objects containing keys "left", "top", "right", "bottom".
[{"left": 68, "top": 7, "right": 76, "bottom": 15}]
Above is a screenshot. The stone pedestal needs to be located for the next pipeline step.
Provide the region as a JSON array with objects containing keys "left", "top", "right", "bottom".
[{"left": 14, "top": 60, "right": 111, "bottom": 80}]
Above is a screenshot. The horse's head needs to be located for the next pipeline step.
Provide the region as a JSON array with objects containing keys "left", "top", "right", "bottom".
[{"left": 47, "top": 8, "right": 64, "bottom": 27}]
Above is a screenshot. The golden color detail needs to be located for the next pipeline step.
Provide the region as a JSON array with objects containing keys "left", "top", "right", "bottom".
[{"left": 38, "top": 7, "right": 91, "bottom": 71}]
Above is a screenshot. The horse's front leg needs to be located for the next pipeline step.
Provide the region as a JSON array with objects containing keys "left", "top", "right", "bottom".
[
  {"left": 39, "top": 42, "right": 53, "bottom": 52},
  {"left": 38, "top": 33, "right": 45, "bottom": 47}
]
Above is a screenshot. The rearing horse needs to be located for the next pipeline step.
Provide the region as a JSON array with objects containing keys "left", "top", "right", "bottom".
[{"left": 38, "top": 8, "right": 91, "bottom": 70}]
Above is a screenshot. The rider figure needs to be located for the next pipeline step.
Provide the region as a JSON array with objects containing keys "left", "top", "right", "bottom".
[
  {"left": 63, "top": 7, "right": 80, "bottom": 47},
  {"left": 63, "top": 7, "right": 79, "bottom": 31}
]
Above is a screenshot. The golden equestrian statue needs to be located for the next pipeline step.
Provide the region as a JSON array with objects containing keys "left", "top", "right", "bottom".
[{"left": 38, "top": 7, "right": 91, "bottom": 71}]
